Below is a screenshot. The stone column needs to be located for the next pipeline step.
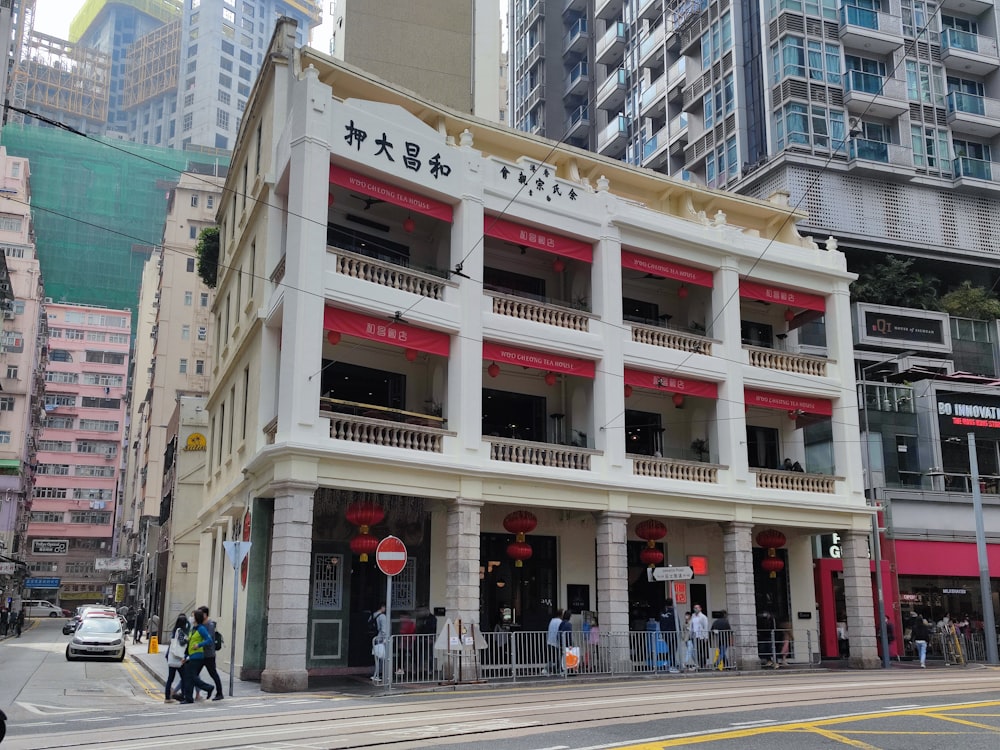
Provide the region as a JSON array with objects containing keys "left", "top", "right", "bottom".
[
  {"left": 445, "top": 498, "right": 482, "bottom": 681},
  {"left": 260, "top": 481, "right": 316, "bottom": 692},
  {"left": 721, "top": 521, "right": 761, "bottom": 671},
  {"left": 596, "top": 510, "right": 630, "bottom": 671},
  {"left": 841, "top": 529, "right": 880, "bottom": 669}
]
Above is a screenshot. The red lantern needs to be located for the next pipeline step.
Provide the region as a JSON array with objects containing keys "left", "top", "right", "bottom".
[
  {"left": 552, "top": 258, "right": 566, "bottom": 273},
  {"left": 503, "top": 510, "right": 538, "bottom": 542},
  {"left": 346, "top": 500, "right": 385, "bottom": 534},
  {"left": 405, "top": 348, "right": 418, "bottom": 362},
  {"left": 326, "top": 330, "right": 341, "bottom": 346},
  {"left": 507, "top": 541, "right": 533, "bottom": 567},
  {"left": 784, "top": 307, "right": 795, "bottom": 322},
  {"left": 761, "top": 557, "right": 784, "bottom": 578},
  {"left": 756, "top": 529, "right": 786, "bottom": 557},
  {"left": 672, "top": 393, "right": 685, "bottom": 408},
  {"left": 788, "top": 410, "right": 798, "bottom": 420},
  {"left": 636, "top": 519, "right": 667, "bottom": 544},
  {"left": 677, "top": 284, "right": 689, "bottom": 299},
  {"left": 487, "top": 362, "right": 500, "bottom": 378},
  {"left": 350, "top": 532, "right": 379, "bottom": 562},
  {"left": 403, "top": 216, "right": 416, "bottom": 233},
  {"left": 624, "top": 384, "right": 633, "bottom": 398},
  {"left": 544, "top": 372, "right": 557, "bottom": 386},
  {"left": 640, "top": 547, "right": 664, "bottom": 568}
]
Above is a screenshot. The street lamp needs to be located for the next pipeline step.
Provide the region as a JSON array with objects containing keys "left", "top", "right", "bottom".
[{"left": 860, "top": 351, "right": 914, "bottom": 669}]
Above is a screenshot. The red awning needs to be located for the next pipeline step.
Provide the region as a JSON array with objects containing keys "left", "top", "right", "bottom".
[
  {"left": 484, "top": 216, "right": 593, "bottom": 262},
  {"left": 744, "top": 388, "right": 832, "bottom": 416},
  {"left": 324, "top": 306, "right": 450, "bottom": 356},
  {"left": 623, "top": 368, "right": 718, "bottom": 398},
  {"left": 621, "top": 250, "right": 713, "bottom": 288},
  {"left": 329, "top": 165, "right": 453, "bottom": 222},
  {"left": 483, "top": 341, "right": 595, "bottom": 378},
  {"left": 739, "top": 280, "right": 825, "bottom": 312},
  {"left": 895, "top": 540, "right": 1000, "bottom": 577}
]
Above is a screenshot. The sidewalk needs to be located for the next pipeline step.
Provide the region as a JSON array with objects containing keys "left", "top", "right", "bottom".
[{"left": 126, "top": 637, "right": 266, "bottom": 699}]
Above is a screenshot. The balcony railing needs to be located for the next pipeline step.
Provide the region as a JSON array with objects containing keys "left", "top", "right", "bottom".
[
  {"left": 849, "top": 138, "right": 888, "bottom": 162},
  {"left": 845, "top": 69, "right": 883, "bottom": 95},
  {"left": 487, "top": 290, "right": 592, "bottom": 331},
  {"left": 745, "top": 345, "right": 828, "bottom": 377},
  {"left": 488, "top": 437, "right": 598, "bottom": 470},
  {"left": 324, "top": 410, "right": 451, "bottom": 453},
  {"left": 630, "top": 321, "right": 712, "bottom": 355},
  {"left": 840, "top": 4, "right": 879, "bottom": 30},
  {"left": 953, "top": 156, "right": 994, "bottom": 181},
  {"left": 330, "top": 246, "right": 453, "bottom": 300},
  {"left": 941, "top": 27, "right": 980, "bottom": 53},
  {"left": 630, "top": 454, "right": 720, "bottom": 483},
  {"left": 752, "top": 468, "right": 837, "bottom": 494}
]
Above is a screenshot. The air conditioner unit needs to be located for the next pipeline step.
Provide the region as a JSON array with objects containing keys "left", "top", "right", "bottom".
[
  {"left": 44, "top": 297, "right": 52, "bottom": 303},
  {"left": 2, "top": 310, "right": 12, "bottom": 320}
]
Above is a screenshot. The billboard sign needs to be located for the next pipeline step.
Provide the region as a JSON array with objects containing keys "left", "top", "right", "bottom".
[
  {"left": 95, "top": 558, "right": 130, "bottom": 571},
  {"left": 32, "top": 539, "right": 68, "bottom": 555}
]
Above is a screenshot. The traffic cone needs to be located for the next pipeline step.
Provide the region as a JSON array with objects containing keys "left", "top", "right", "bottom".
[{"left": 148, "top": 635, "right": 159, "bottom": 654}]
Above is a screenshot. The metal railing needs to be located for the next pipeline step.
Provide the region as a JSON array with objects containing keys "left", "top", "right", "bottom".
[{"left": 371, "top": 628, "right": 818, "bottom": 690}]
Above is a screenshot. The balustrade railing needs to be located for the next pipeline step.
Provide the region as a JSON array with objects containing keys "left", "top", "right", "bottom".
[
  {"left": 487, "top": 437, "right": 598, "bottom": 470},
  {"left": 631, "top": 321, "right": 712, "bottom": 354},
  {"left": 752, "top": 468, "right": 837, "bottom": 493},
  {"left": 324, "top": 411, "right": 451, "bottom": 453},
  {"left": 487, "top": 291, "right": 592, "bottom": 331},
  {"left": 330, "top": 246, "right": 452, "bottom": 300},
  {"left": 745, "top": 345, "right": 828, "bottom": 376},
  {"left": 630, "top": 454, "right": 720, "bottom": 482}
]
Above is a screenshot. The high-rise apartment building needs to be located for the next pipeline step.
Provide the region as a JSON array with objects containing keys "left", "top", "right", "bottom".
[
  {"left": 122, "top": 171, "right": 222, "bottom": 608},
  {"left": 0, "top": 147, "right": 46, "bottom": 604},
  {"left": 26, "top": 303, "right": 130, "bottom": 608}
]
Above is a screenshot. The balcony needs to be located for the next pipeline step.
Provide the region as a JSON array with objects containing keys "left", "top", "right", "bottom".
[
  {"left": 564, "top": 0, "right": 586, "bottom": 12},
  {"left": 941, "top": 28, "right": 1000, "bottom": 76},
  {"left": 744, "top": 345, "right": 828, "bottom": 377},
  {"left": 596, "top": 21, "right": 627, "bottom": 65},
  {"left": 668, "top": 112, "right": 689, "bottom": 154},
  {"left": 639, "top": 25, "right": 665, "bottom": 66},
  {"left": 953, "top": 156, "right": 999, "bottom": 188},
  {"left": 486, "top": 290, "right": 593, "bottom": 332},
  {"left": 330, "top": 246, "right": 454, "bottom": 300},
  {"left": 566, "top": 60, "right": 590, "bottom": 96},
  {"left": 488, "top": 437, "right": 598, "bottom": 470},
  {"left": 638, "top": 0, "right": 661, "bottom": 21},
  {"left": 639, "top": 74, "right": 667, "bottom": 116},
  {"left": 946, "top": 91, "right": 1000, "bottom": 138},
  {"left": 325, "top": 409, "right": 451, "bottom": 453},
  {"left": 595, "top": 0, "right": 625, "bottom": 21},
  {"left": 524, "top": 39, "right": 545, "bottom": 71},
  {"left": 565, "top": 103, "right": 591, "bottom": 139},
  {"left": 752, "top": 468, "right": 837, "bottom": 494},
  {"left": 641, "top": 125, "right": 669, "bottom": 167},
  {"left": 596, "top": 68, "right": 628, "bottom": 111},
  {"left": 631, "top": 321, "right": 712, "bottom": 355},
  {"left": 666, "top": 57, "right": 686, "bottom": 95},
  {"left": 838, "top": 5, "right": 904, "bottom": 55},
  {"left": 564, "top": 16, "right": 589, "bottom": 54},
  {"left": 938, "top": 0, "right": 992, "bottom": 15},
  {"left": 630, "top": 454, "right": 721, "bottom": 483},
  {"left": 847, "top": 138, "right": 914, "bottom": 177},
  {"left": 597, "top": 113, "right": 629, "bottom": 155},
  {"left": 843, "top": 71, "right": 907, "bottom": 118}
]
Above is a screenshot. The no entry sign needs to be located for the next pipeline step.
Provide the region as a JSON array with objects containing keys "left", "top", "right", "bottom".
[{"left": 376, "top": 535, "right": 407, "bottom": 577}]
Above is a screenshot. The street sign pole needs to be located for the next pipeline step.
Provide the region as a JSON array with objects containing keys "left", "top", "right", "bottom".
[
  {"left": 222, "top": 540, "right": 252, "bottom": 697},
  {"left": 375, "top": 536, "right": 408, "bottom": 687}
]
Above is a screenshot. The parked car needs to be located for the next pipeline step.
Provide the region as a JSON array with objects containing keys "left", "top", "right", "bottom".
[
  {"left": 21, "top": 600, "right": 71, "bottom": 618},
  {"left": 65, "top": 617, "right": 126, "bottom": 661},
  {"left": 0, "top": 707, "right": 6, "bottom": 743},
  {"left": 62, "top": 618, "right": 77, "bottom": 635}
]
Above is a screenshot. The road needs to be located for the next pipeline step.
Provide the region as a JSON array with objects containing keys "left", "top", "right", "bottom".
[{"left": 2, "top": 618, "right": 1000, "bottom": 749}]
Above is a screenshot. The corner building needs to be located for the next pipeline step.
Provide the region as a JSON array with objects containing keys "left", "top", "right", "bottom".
[{"left": 204, "top": 20, "right": 878, "bottom": 691}]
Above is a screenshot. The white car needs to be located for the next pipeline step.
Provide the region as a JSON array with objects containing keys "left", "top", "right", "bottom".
[{"left": 66, "top": 616, "right": 126, "bottom": 662}]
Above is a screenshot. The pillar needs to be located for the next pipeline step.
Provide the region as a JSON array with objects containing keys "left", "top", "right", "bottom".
[
  {"left": 596, "top": 510, "right": 630, "bottom": 634},
  {"left": 840, "top": 529, "right": 880, "bottom": 669},
  {"left": 260, "top": 481, "right": 316, "bottom": 692},
  {"left": 445, "top": 498, "right": 482, "bottom": 625},
  {"left": 721, "top": 521, "right": 761, "bottom": 671}
]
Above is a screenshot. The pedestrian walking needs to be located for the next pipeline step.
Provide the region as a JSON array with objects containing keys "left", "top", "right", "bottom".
[
  {"left": 659, "top": 599, "right": 678, "bottom": 672},
  {"left": 179, "top": 610, "right": 214, "bottom": 703},
  {"left": 133, "top": 607, "right": 146, "bottom": 644},
  {"left": 911, "top": 613, "right": 930, "bottom": 668},
  {"left": 197, "top": 605, "right": 224, "bottom": 700},
  {"left": 369, "top": 603, "right": 389, "bottom": 682},
  {"left": 690, "top": 604, "right": 709, "bottom": 667},
  {"left": 710, "top": 610, "right": 731, "bottom": 670},
  {"left": 164, "top": 614, "right": 190, "bottom": 703},
  {"left": 148, "top": 612, "right": 160, "bottom": 642},
  {"left": 558, "top": 610, "right": 574, "bottom": 674},
  {"left": 0, "top": 607, "right": 8, "bottom": 636},
  {"left": 545, "top": 608, "right": 563, "bottom": 675},
  {"left": 15, "top": 608, "right": 24, "bottom": 637}
]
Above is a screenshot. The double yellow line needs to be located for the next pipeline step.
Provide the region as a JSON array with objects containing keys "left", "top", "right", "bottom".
[{"left": 123, "top": 655, "right": 163, "bottom": 700}]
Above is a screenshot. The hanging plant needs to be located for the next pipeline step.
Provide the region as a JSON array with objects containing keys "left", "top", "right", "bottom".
[{"left": 195, "top": 226, "right": 220, "bottom": 288}]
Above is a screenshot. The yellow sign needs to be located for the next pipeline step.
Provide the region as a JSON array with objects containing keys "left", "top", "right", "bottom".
[
  {"left": 60, "top": 591, "right": 105, "bottom": 601},
  {"left": 185, "top": 433, "right": 207, "bottom": 451},
  {"left": 115, "top": 584, "right": 125, "bottom": 602}
]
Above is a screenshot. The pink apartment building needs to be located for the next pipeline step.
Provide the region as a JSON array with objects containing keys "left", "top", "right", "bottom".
[{"left": 26, "top": 303, "right": 130, "bottom": 607}]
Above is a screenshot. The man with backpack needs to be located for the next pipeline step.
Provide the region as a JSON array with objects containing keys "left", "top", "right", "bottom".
[
  {"left": 369, "top": 603, "right": 388, "bottom": 682},
  {"left": 659, "top": 599, "right": 678, "bottom": 673},
  {"left": 196, "top": 605, "right": 225, "bottom": 700}
]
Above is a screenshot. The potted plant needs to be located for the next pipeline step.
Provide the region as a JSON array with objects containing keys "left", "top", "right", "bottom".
[{"left": 690, "top": 438, "right": 709, "bottom": 462}]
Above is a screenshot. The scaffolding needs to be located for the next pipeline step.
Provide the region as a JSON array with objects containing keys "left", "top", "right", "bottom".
[
  {"left": 7, "top": 0, "right": 35, "bottom": 125},
  {"left": 69, "top": 0, "right": 181, "bottom": 44},
  {"left": 123, "top": 19, "right": 180, "bottom": 110}
]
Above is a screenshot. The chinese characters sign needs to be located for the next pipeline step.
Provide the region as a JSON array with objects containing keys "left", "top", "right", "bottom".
[
  {"left": 482, "top": 341, "right": 595, "bottom": 378},
  {"left": 342, "top": 118, "right": 453, "bottom": 180},
  {"left": 323, "top": 306, "right": 450, "bottom": 357},
  {"left": 739, "top": 280, "right": 825, "bottom": 312},
  {"left": 329, "top": 165, "right": 453, "bottom": 222},
  {"left": 621, "top": 250, "right": 713, "bottom": 288},
  {"left": 484, "top": 216, "right": 593, "bottom": 262},
  {"left": 497, "top": 161, "right": 581, "bottom": 204},
  {"left": 744, "top": 388, "right": 832, "bottom": 416},
  {"left": 623, "top": 368, "right": 718, "bottom": 399}
]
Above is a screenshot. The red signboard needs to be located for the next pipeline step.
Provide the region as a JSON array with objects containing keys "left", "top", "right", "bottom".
[
  {"left": 324, "top": 306, "right": 450, "bottom": 357},
  {"left": 621, "top": 250, "right": 713, "bottom": 288},
  {"left": 739, "top": 279, "right": 825, "bottom": 312},
  {"left": 673, "top": 582, "right": 688, "bottom": 604},
  {"left": 623, "top": 368, "right": 718, "bottom": 399},
  {"left": 744, "top": 388, "right": 832, "bottom": 416},
  {"left": 484, "top": 216, "right": 593, "bottom": 262},
  {"left": 687, "top": 555, "right": 709, "bottom": 576},
  {"left": 329, "top": 165, "right": 454, "bottom": 222},
  {"left": 376, "top": 535, "right": 408, "bottom": 577},
  {"left": 895, "top": 540, "right": 1000, "bottom": 577},
  {"left": 483, "top": 341, "right": 595, "bottom": 378}
]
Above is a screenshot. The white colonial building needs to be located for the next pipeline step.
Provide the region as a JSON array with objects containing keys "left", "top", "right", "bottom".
[{"left": 197, "top": 19, "right": 878, "bottom": 692}]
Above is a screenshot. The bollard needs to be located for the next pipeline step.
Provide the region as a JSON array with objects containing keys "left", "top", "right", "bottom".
[{"left": 148, "top": 635, "right": 159, "bottom": 654}]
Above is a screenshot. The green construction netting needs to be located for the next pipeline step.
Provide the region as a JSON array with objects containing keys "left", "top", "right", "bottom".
[{"left": 0, "top": 125, "right": 228, "bottom": 319}]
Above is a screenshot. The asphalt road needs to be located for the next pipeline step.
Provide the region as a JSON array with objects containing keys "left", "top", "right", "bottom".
[{"left": 3, "top": 618, "right": 1000, "bottom": 749}]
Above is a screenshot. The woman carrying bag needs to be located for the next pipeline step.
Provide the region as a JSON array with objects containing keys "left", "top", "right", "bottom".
[{"left": 164, "top": 614, "right": 190, "bottom": 703}]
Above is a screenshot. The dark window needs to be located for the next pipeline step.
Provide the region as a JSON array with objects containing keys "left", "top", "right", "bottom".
[
  {"left": 625, "top": 410, "right": 662, "bottom": 456},
  {"left": 746, "top": 425, "right": 780, "bottom": 469},
  {"left": 327, "top": 223, "right": 410, "bottom": 266},
  {"left": 482, "top": 388, "right": 547, "bottom": 442},
  {"left": 622, "top": 297, "right": 659, "bottom": 326},
  {"left": 320, "top": 361, "right": 405, "bottom": 410},
  {"left": 483, "top": 266, "right": 546, "bottom": 301},
  {"left": 741, "top": 319, "right": 773, "bottom": 348},
  {"left": 186, "top": 257, "right": 195, "bottom": 272}
]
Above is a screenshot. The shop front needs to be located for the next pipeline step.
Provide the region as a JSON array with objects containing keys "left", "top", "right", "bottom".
[{"left": 894, "top": 540, "right": 1000, "bottom": 626}]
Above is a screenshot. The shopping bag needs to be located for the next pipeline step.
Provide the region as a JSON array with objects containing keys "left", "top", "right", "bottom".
[{"left": 564, "top": 646, "right": 580, "bottom": 670}]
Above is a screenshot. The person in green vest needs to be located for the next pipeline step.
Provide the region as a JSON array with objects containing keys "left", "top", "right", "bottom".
[{"left": 179, "top": 609, "right": 215, "bottom": 704}]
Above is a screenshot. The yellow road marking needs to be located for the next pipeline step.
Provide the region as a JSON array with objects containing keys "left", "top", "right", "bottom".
[
  {"left": 794, "top": 725, "right": 880, "bottom": 749},
  {"left": 123, "top": 656, "right": 161, "bottom": 700},
  {"left": 618, "top": 700, "right": 1000, "bottom": 749},
  {"left": 922, "top": 712, "right": 1000, "bottom": 733}
]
